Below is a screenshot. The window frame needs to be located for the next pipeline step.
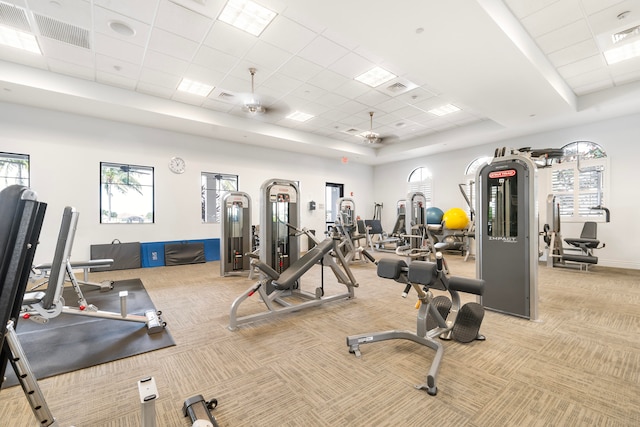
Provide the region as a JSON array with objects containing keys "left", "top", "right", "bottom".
[
  {"left": 407, "top": 167, "right": 433, "bottom": 207},
  {"left": 100, "top": 162, "right": 155, "bottom": 224},
  {"left": 0, "top": 152, "right": 30, "bottom": 190},
  {"left": 201, "top": 172, "right": 239, "bottom": 223},
  {"left": 549, "top": 141, "right": 608, "bottom": 223}
]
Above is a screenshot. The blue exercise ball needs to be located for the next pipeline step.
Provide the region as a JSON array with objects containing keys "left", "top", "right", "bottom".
[{"left": 426, "top": 207, "right": 444, "bottom": 224}]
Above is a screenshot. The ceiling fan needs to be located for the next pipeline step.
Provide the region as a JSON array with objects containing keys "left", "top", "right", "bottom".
[
  {"left": 361, "top": 111, "right": 382, "bottom": 144},
  {"left": 241, "top": 68, "right": 266, "bottom": 114}
]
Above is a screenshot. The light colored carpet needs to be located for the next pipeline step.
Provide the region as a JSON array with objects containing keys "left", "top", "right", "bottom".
[{"left": 1, "top": 254, "right": 639, "bottom": 426}]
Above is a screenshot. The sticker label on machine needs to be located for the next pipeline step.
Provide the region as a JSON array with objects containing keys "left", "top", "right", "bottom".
[
  {"left": 269, "top": 185, "right": 297, "bottom": 203},
  {"left": 225, "top": 195, "right": 248, "bottom": 207},
  {"left": 488, "top": 169, "right": 516, "bottom": 179}
]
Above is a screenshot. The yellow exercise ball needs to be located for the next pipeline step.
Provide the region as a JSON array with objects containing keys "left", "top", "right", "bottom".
[{"left": 443, "top": 208, "right": 469, "bottom": 230}]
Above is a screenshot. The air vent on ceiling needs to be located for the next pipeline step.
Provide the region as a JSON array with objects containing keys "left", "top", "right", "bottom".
[
  {"left": 612, "top": 24, "right": 640, "bottom": 44},
  {"left": 0, "top": 2, "right": 30, "bottom": 32},
  {"left": 34, "top": 13, "right": 90, "bottom": 49},
  {"left": 386, "top": 82, "right": 407, "bottom": 92}
]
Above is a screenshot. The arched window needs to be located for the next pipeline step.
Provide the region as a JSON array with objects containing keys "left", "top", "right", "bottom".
[
  {"left": 407, "top": 167, "right": 432, "bottom": 207},
  {"left": 461, "top": 156, "right": 492, "bottom": 216},
  {"left": 551, "top": 141, "right": 608, "bottom": 221}
]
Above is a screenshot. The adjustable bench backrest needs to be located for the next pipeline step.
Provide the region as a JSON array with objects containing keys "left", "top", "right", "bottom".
[
  {"left": 272, "top": 238, "right": 334, "bottom": 290},
  {"left": 40, "top": 207, "right": 78, "bottom": 309},
  {"left": 0, "top": 185, "right": 46, "bottom": 388}
]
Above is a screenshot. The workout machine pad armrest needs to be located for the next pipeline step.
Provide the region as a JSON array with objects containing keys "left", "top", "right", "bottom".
[
  {"left": 273, "top": 239, "right": 334, "bottom": 290},
  {"left": 377, "top": 258, "right": 407, "bottom": 280},
  {"left": 564, "top": 238, "right": 600, "bottom": 249},
  {"left": 251, "top": 260, "right": 280, "bottom": 280},
  {"left": 448, "top": 277, "right": 484, "bottom": 295},
  {"left": 407, "top": 261, "right": 441, "bottom": 289}
]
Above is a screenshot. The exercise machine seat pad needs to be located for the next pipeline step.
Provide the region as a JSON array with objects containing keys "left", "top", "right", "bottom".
[
  {"left": 272, "top": 238, "right": 334, "bottom": 290},
  {"left": 448, "top": 277, "right": 485, "bottom": 296},
  {"left": 564, "top": 237, "right": 600, "bottom": 249},
  {"left": 251, "top": 259, "right": 280, "bottom": 280},
  {"left": 407, "top": 261, "right": 444, "bottom": 290},
  {"left": 377, "top": 258, "right": 407, "bottom": 281}
]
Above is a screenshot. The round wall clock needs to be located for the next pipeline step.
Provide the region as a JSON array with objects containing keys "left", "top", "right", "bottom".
[{"left": 169, "top": 157, "right": 186, "bottom": 174}]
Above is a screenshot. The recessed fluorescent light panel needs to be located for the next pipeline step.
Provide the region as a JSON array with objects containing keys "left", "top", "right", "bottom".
[
  {"left": 0, "top": 25, "right": 41, "bottom": 54},
  {"left": 286, "top": 111, "right": 315, "bottom": 122},
  {"left": 604, "top": 39, "right": 640, "bottom": 64},
  {"left": 178, "top": 78, "right": 214, "bottom": 96},
  {"left": 428, "top": 104, "right": 460, "bottom": 116},
  {"left": 355, "top": 66, "right": 397, "bottom": 87},
  {"left": 218, "top": 0, "right": 277, "bottom": 37}
]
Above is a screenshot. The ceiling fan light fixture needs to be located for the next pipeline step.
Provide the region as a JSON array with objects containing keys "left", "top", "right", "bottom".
[
  {"left": 357, "top": 111, "right": 381, "bottom": 143},
  {"left": 218, "top": 0, "right": 277, "bottom": 37},
  {"left": 242, "top": 67, "right": 265, "bottom": 114}
]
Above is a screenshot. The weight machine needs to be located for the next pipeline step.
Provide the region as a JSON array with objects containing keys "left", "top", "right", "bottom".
[
  {"left": 346, "top": 252, "right": 485, "bottom": 396},
  {"left": 220, "top": 191, "right": 252, "bottom": 276}
]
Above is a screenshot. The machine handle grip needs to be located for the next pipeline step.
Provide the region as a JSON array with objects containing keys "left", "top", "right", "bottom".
[
  {"left": 361, "top": 248, "right": 376, "bottom": 264},
  {"left": 402, "top": 283, "right": 411, "bottom": 298},
  {"left": 436, "top": 252, "right": 443, "bottom": 271}
]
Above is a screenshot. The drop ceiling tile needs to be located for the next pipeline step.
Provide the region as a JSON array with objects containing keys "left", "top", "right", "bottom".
[
  {"left": 96, "top": 70, "right": 137, "bottom": 89},
  {"left": 566, "top": 68, "right": 613, "bottom": 88},
  {"left": 155, "top": 0, "right": 212, "bottom": 42},
  {"left": 581, "top": 0, "right": 629, "bottom": 16},
  {"left": 335, "top": 99, "right": 368, "bottom": 115},
  {"left": 355, "top": 90, "right": 391, "bottom": 107},
  {"left": 203, "top": 21, "right": 258, "bottom": 57},
  {"left": 244, "top": 40, "right": 293, "bottom": 72},
  {"left": 219, "top": 73, "right": 253, "bottom": 93},
  {"left": 306, "top": 69, "right": 348, "bottom": 91},
  {"left": 260, "top": 15, "right": 317, "bottom": 54},
  {"left": 298, "top": 36, "right": 349, "bottom": 68},
  {"left": 0, "top": 46, "right": 47, "bottom": 69},
  {"left": 278, "top": 56, "right": 323, "bottom": 81},
  {"left": 202, "top": 97, "right": 235, "bottom": 113},
  {"left": 261, "top": 72, "right": 304, "bottom": 94},
  {"left": 333, "top": 79, "right": 370, "bottom": 99},
  {"left": 586, "top": 1, "right": 640, "bottom": 35},
  {"left": 95, "top": 54, "right": 140, "bottom": 79},
  {"left": 296, "top": 101, "right": 330, "bottom": 115},
  {"left": 183, "top": 64, "right": 226, "bottom": 86},
  {"left": 536, "top": 19, "right": 592, "bottom": 54},
  {"left": 289, "top": 83, "right": 328, "bottom": 101},
  {"left": 375, "top": 98, "right": 408, "bottom": 114},
  {"left": 47, "top": 58, "right": 94, "bottom": 80},
  {"left": 135, "top": 81, "right": 175, "bottom": 98},
  {"left": 94, "top": 32, "right": 145, "bottom": 65},
  {"left": 572, "top": 77, "right": 614, "bottom": 95},
  {"left": 315, "top": 91, "right": 349, "bottom": 107},
  {"left": 192, "top": 45, "right": 239, "bottom": 74},
  {"left": 520, "top": 0, "right": 584, "bottom": 37},
  {"left": 138, "top": 66, "right": 181, "bottom": 89},
  {"left": 143, "top": 50, "right": 190, "bottom": 75},
  {"left": 547, "top": 39, "right": 600, "bottom": 67},
  {"left": 504, "top": 0, "right": 560, "bottom": 19},
  {"left": 557, "top": 55, "right": 606, "bottom": 79},
  {"left": 94, "top": 0, "right": 160, "bottom": 23},
  {"left": 394, "top": 87, "right": 436, "bottom": 105},
  {"left": 392, "top": 105, "right": 425, "bottom": 118},
  {"left": 327, "top": 52, "right": 373, "bottom": 78},
  {"left": 93, "top": 6, "right": 151, "bottom": 47},
  {"left": 612, "top": 67, "right": 640, "bottom": 85},
  {"left": 148, "top": 28, "right": 200, "bottom": 61},
  {"left": 171, "top": 90, "right": 207, "bottom": 106},
  {"left": 168, "top": 0, "right": 226, "bottom": 18},
  {"left": 28, "top": 0, "right": 91, "bottom": 27},
  {"left": 318, "top": 109, "right": 351, "bottom": 122},
  {"left": 281, "top": 7, "right": 327, "bottom": 34},
  {"left": 38, "top": 38, "right": 93, "bottom": 67}
]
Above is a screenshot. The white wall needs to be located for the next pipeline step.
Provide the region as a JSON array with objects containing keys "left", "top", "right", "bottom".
[
  {"left": 1, "top": 102, "right": 374, "bottom": 265},
  {"left": 374, "top": 113, "right": 640, "bottom": 270}
]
